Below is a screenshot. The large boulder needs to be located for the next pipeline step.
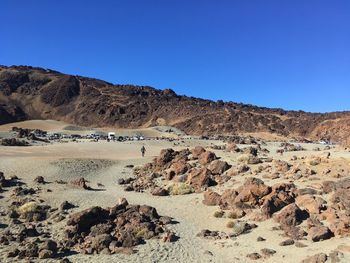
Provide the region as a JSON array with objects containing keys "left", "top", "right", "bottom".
[
  {"left": 67, "top": 206, "right": 109, "bottom": 233},
  {"left": 260, "top": 184, "right": 296, "bottom": 219},
  {"left": 191, "top": 146, "right": 206, "bottom": 159},
  {"left": 186, "top": 168, "right": 215, "bottom": 192},
  {"left": 308, "top": 225, "right": 332, "bottom": 242},
  {"left": 234, "top": 178, "right": 271, "bottom": 206},
  {"left": 331, "top": 189, "right": 350, "bottom": 211},
  {"left": 155, "top": 148, "right": 176, "bottom": 167},
  {"left": 151, "top": 187, "right": 169, "bottom": 196},
  {"left": 198, "top": 151, "right": 217, "bottom": 165},
  {"left": 219, "top": 189, "right": 238, "bottom": 210},
  {"left": 274, "top": 203, "right": 308, "bottom": 228},
  {"left": 169, "top": 159, "right": 191, "bottom": 175},
  {"left": 295, "top": 195, "right": 326, "bottom": 215},
  {"left": 207, "top": 160, "right": 231, "bottom": 175}
]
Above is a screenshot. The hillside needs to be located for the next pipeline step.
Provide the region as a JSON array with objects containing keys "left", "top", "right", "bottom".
[{"left": 0, "top": 65, "right": 349, "bottom": 143}]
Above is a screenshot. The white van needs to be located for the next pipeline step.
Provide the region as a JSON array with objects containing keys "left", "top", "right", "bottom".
[{"left": 108, "top": 132, "right": 116, "bottom": 140}]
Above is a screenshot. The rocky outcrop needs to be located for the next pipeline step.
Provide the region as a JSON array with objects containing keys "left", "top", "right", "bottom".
[
  {"left": 123, "top": 147, "right": 229, "bottom": 194},
  {"left": 64, "top": 199, "right": 176, "bottom": 254}
]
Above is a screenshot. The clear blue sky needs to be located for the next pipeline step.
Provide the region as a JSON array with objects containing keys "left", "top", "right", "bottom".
[{"left": 1, "top": 0, "right": 349, "bottom": 112}]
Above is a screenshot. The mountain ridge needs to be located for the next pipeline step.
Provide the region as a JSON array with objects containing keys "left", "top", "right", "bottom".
[{"left": 0, "top": 65, "right": 349, "bottom": 143}]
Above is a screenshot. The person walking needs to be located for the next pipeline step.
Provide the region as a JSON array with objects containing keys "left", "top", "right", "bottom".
[{"left": 141, "top": 146, "right": 146, "bottom": 157}]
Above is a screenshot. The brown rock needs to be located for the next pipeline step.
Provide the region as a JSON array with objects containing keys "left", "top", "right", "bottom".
[
  {"left": 169, "top": 159, "right": 191, "bottom": 175},
  {"left": 34, "top": 176, "right": 45, "bottom": 184},
  {"left": 260, "top": 248, "right": 276, "bottom": 257},
  {"left": 308, "top": 225, "right": 332, "bottom": 242},
  {"left": 260, "top": 183, "right": 296, "bottom": 219},
  {"left": 219, "top": 189, "right": 238, "bottom": 210},
  {"left": 38, "top": 249, "right": 54, "bottom": 259},
  {"left": 322, "top": 180, "right": 335, "bottom": 193},
  {"left": 329, "top": 218, "right": 350, "bottom": 237},
  {"left": 186, "top": 168, "right": 215, "bottom": 192},
  {"left": 198, "top": 151, "right": 217, "bottom": 165},
  {"left": 331, "top": 189, "right": 350, "bottom": 211},
  {"left": 203, "top": 190, "right": 221, "bottom": 206},
  {"left": 274, "top": 203, "right": 308, "bottom": 229},
  {"left": 246, "top": 252, "right": 261, "bottom": 260},
  {"left": 162, "top": 231, "right": 177, "bottom": 242},
  {"left": 234, "top": 178, "right": 271, "bottom": 206},
  {"left": 191, "top": 146, "right": 206, "bottom": 159},
  {"left": 156, "top": 148, "right": 176, "bottom": 167},
  {"left": 295, "top": 241, "right": 308, "bottom": 248},
  {"left": 151, "top": 187, "right": 169, "bottom": 196},
  {"left": 71, "top": 177, "right": 91, "bottom": 190},
  {"left": 67, "top": 206, "right": 109, "bottom": 233},
  {"left": 295, "top": 195, "right": 326, "bottom": 214},
  {"left": 300, "top": 253, "right": 327, "bottom": 263},
  {"left": 92, "top": 234, "right": 113, "bottom": 252},
  {"left": 207, "top": 160, "right": 231, "bottom": 175},
  {"left": 279, "top": 239, "right": 294, "bottom": 246},
  {"left": 226, "top": 143, "right": 241, "bottom": 152},
  {"left": 60, "top": 201, "right": 75, "bottom": 210},
  {"left": 7, "top": 248, "right": 19, "bottom": 258}
]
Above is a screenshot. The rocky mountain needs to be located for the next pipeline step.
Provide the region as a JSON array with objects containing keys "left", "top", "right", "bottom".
[{"left": 0, "top": 65, "right": 349, "bottom": 143}]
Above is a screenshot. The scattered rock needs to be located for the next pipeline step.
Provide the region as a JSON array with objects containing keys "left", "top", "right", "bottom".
[
  {"left": 203, "top": 190, "right": 221, "bottom": 206},
  {"left": 279, "top": 239, "right": 294, "bottom": 246},
  {"left": 257, "top": 236, "right": 266, "bottom": 242},
  {"left": 246, "top": 252, "right": 261, "bottom": 260},
  {"left": 60, "top": 201, "right": 75, "bottom": 210},
  {"left": 301, "top": 253, "right": 327, "bottom": 263},
  {"left": 34, "top": 176, "right": 45, "bottom": 184},
  {"left": 151, "top": 187, "right": 169, "bottom": 196},
  {"left": 260, "top": 248, "right": 276, "bottom": 257},
  {"left": 308, "top": 225, "right": 332, "bottom": 242},
  {"left": 295, "top": 241, "right": 308, "bottom": 248},
  {"left": 71, "top": 177, "right": 91, "bottom": 190},
  {"left": 64, "top": 199, "right": 175, "bottom": 253},
  {"left": 207, "top": 160, "right": 231, "bottom": 175}
]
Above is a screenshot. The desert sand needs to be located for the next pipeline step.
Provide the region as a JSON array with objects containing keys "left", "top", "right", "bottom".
[{"left": 1, "top": 120, "right": 350, "bottom": 263}]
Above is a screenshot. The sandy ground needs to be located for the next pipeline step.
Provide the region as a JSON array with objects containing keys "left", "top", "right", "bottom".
[{"left": 1, "top": 121, "right": 350, "bottom": 262}]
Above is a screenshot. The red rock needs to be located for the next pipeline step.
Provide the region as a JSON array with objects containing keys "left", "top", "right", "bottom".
[
  {"left": 70, "top": 177, "right": 91, "bottom": 190},
  {"left": 191, "top": 146, "right": 206, "bottom": 159},
  {"left": 207, "top": 160, "right": 231, "bottom": 175},
  {"left": 151, "top": 187, "right": 169, "bottom": 196},
  {"left": 274, "top": 203, "right": 308, "bottom": 229},
  {"left": 198, "top": 151, "right": 217, "bottom": 165},
  {"left": 203, "top": 190, "right": 221, "bottom": 206},
  {"left": 308, "top": 225, "right": 332, "bottom": 242},
  {"left": 169, "top": 159, "right": 191, "bottom": 175},
  {"left": 234, "top": 178, "right": 271, "bottom": 206},
  {"left": 295, "top": 195, "right": 326, "bottom": 215},
  {"left": 186, "top": 168, "right": 215, "bottom": 192},
  {"left": 155, "top": 148, "right": 176, "bottom": 167},
  {"left": 219, "top": 189, "right": 238, "bottom": 210}
]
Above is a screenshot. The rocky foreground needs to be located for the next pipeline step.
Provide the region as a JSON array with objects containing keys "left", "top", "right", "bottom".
[
  {"left": 0, "top": 171, "right": 176, "bottom": 262},
  {"left": 116, "top": 143, "right": 350, "bottom": 262},
  {"left": 1, "top": 136, "right": 350, "bottom": 262}
]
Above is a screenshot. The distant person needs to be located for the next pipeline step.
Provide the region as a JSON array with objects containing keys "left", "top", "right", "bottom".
[{"left": 141, "top": 146, "right": 146, "bottom": 157}]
